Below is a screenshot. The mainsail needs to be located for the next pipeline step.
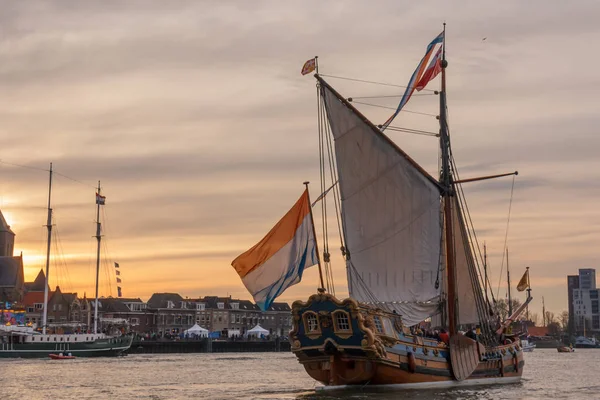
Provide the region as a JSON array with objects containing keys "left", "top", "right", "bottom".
[{"left": 320, "top": 79, "right": 443, "bottom": 326}]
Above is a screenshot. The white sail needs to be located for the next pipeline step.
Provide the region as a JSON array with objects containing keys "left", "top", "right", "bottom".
[
  {"left": 451, "top": 195, "right": 482, "bottom": 325},
  {"left": 321, "top": 84, "right": 443, "bottom": 326}
]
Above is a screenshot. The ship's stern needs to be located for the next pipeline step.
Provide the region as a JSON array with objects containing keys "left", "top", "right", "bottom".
[{"left": 290, "top": 292, "right": 384, "bottom": 386}]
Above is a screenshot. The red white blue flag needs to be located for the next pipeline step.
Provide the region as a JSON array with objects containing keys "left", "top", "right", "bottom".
[
  {"left": 416, "top": 46, "right": 443, "bottom": 91},
  {"left": 381, "top": 31, "right": 444, "bottom": 130},
  {"left": 96, "top": 193, "right": 106, "bottom": 205}
]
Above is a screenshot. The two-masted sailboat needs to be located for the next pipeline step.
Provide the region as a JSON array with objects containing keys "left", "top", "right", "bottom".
[{"left": 0, "top": 164, "right": 132, "bottom": 357}]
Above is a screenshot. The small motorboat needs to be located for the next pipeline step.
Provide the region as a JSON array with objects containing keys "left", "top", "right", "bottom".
[
  {"left": 557, "top": 345, "right": 574, "bottom": 353},
  {"left": 49, "top": 353, "right": 76, "bottom": 360},
  {"left": 522, "top": 340, "right": 536, "bottom": 352}
]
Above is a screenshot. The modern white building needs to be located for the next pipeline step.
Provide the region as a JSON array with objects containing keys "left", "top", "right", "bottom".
[{"left": 572, "top": 268, "right": 599, "bottom": 333}]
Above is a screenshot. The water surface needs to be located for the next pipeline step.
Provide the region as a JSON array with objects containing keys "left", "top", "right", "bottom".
[{"left": 0, "top": 349, "right": 595, "bottom": 399}]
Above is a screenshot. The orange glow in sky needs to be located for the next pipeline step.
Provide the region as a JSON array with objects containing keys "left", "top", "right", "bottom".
[{"left": 1, "top": 2, "right": 600, "bottom": 319}]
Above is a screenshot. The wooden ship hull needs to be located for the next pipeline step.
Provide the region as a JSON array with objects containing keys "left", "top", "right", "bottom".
[{"left": 291, "top": 293, "right": 523, "bottom": 389}]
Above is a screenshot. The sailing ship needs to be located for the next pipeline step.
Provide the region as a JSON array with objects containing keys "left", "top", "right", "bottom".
[
  {"left": 0, "top": 164, "right": 132, "bottom": 357},
  {"left": 287, "top": 30, "right": 533, "bottom": 389}
]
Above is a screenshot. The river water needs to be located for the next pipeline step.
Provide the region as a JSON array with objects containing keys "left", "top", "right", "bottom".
[{"left": 0, "top": 349, "right": 596, "bottom": 399}]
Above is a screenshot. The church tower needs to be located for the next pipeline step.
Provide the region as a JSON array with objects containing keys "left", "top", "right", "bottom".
[{"left": 0, "top": 209, "right": 15, "bottom": 257}]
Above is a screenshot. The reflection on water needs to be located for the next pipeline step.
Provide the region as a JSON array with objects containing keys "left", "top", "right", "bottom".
[{"left": 0, "top": 349, "right": 597, "bottom": 399}]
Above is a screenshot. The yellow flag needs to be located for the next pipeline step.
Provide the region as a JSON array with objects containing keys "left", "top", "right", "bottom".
[{"left": 517, "top": 269, "right": 529, "bottom": 292}]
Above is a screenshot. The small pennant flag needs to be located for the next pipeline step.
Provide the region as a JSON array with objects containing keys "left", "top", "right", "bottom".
[
  {"left": 116, "top": 277, "right": 122, "bottom": 283},
  {"left": 114, "top": 262, "right": 119, "bottom": 269},
  {"left": 301, "top": 57, "right": 316, "bottom": 75},
  {"left": 117, "top": 287, "right": 122, "bottom": 298},
  {"left": 116, "top": 270, "right": 120, "bottom": 276},
  {"left": 311, "top": 180, "right": 338, "bottom": 207},
  {"left": 96, "top": 193, "right": 106, "bottom": 205},
  {"left": 517, "top": 268, "right": 530, "bottom": 292}
]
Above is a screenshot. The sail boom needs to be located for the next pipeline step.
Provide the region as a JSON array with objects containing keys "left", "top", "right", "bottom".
[{"left": 315, "top": 74, "right": 443, "bottom": 192}]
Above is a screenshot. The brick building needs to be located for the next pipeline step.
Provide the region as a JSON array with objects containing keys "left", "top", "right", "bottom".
[{"left": 147, "top": 293, "right": 195, "bottom": 337}]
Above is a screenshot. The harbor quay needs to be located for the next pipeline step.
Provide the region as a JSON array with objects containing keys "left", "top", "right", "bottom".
[{"left": 128, "top": 336, "right": 291, "bottom": 354}]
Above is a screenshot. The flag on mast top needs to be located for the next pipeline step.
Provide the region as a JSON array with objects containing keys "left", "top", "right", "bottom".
[{"left": 301, "top": 57, "right": 317, "bottom": 75}]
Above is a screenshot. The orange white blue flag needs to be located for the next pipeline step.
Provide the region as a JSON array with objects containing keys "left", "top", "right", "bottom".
[
  {"left": 231, "top": 189, "right": 318, "bottom": 311},
  {"left": 301, "top": 58, "right": 316, "bottom": 75}
]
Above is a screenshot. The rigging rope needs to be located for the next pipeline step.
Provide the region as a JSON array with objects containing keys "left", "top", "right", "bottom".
[
  {"left": 0, "top": 160, "right": 97, "bottom": 189},
  {"left": 442, "top": 102, "right": 497, "bottom": 343},
  {"left": 349, "top": 100, "right": 438, "bottom": 117},
  {"left": 316, "top": 82, "right": 334, "bottom": 294},
  {"left": 350, "top": 93, "right": 436, "bottom": 99},
  {"left": 495, "top": 175, "right": 516, "bottom": 300},
  {"left": 449, "top": 148, "right": 497, "bottom": 308},
  {"left": 385, "top": 126, "right": 439, "bottom": 137},
  {"left": 319, "top": 73, "right": 436, "bottom": 92}
]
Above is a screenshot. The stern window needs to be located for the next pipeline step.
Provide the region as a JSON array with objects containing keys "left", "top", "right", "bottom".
[
  {"left": 304, "top": 312, "right": 320, "bottom": 333},
  {"left": 333, "top": 311, "right": 351, "bottom": 332},
  {"left": 373, "top": 316, "right": 384, "bottom": 334}
]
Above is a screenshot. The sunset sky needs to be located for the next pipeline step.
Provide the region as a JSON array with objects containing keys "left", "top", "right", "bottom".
[{"left": 0, "top": 1, "right": 598, "bottom": 318}]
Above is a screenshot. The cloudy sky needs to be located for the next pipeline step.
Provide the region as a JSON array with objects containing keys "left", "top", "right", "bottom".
[{"left": 0, "top": 1, "right": 598, "bottom": 318}]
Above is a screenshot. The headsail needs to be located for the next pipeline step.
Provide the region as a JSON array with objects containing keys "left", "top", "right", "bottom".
[
  {"left": 451, "top": 195, "right": 482, "bottom": 325},
  {"left": 432, "top": 195, "right": 491, "bottom": 329},
  {"left": 319, "top": 77, "right": 443, "bottom": 326}
]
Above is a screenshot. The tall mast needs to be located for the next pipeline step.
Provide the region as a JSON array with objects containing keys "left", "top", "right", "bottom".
[
  {"left": 93, "top": 181, "right": 102, "bottom": 334},
  {"left": 439, "top": 23, "right": 457, "bottom": 335},
  {"left": 507, "top": 248, "right": 513, "bottom": 316},
  {"left": 41, "top": 163, "right": 53, "bottom": 335},
  {"left": 526, "top": 266, "right": 531, "bottom": 320},
  {"left": 542, "top": 296, "right": 546, "bottom": 327},
  {"left": 303, "top": 181, "right": 326, "bottom": 290}
]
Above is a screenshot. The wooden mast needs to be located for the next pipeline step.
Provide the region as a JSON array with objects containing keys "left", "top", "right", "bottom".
[
  {"left": 304, "top": 181, "right": 326, "bottom": 290},
  {"left": 41, "top": 163, "right": 53, "bottom": 335},
  {"left": 542, "top": 296, "right": 546, "bottom": 327},
  {"left": 93, "top": 181, "right": 102, "bottom": 334},
  {"left": 439, "top": 23, "right": 457, "bottom": 336}
]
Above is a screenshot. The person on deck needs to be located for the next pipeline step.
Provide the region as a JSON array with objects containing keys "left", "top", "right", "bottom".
[
  {"left": 466, "top": 328, "right": 477, "bottom": 341},
  {"left": 439, "top": 329, "right": 449, "bottom": 344}
]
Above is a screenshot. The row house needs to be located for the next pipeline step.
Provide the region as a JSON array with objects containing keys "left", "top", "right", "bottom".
[
  {"left": 194, "top": 296, "right": 263, "bottom": 337},
  {"left": 22, "top": 270, "right": 49, "bottom": 327},
  {"left": 147, "top": 293, "right": 195, "bottom": 336},
  {"left": 46, "top": 286, "right": 80, "bottom": 325},
  {"left": 91, "top": 297, "right": 153, "bottom": 334},
  {"left": 191, "top": 296, "right": 291, "bottom": 337},
  {"left": 261, "top": 302, "right": 293, "bottom": 337}
]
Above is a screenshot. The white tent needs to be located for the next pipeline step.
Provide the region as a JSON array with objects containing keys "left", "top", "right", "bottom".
[
  {"left": 184, "top": 324, "right": 209, "bottom": 337},
  {"left": 246, "top": 324, "right": 269, "bottom": 338},
  {"left": 228, "top": 329, "right": 241, "bottom": 338}
]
